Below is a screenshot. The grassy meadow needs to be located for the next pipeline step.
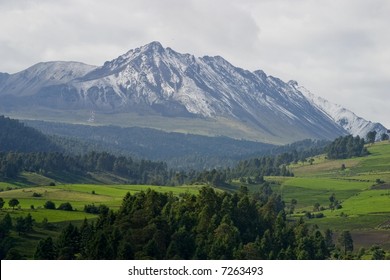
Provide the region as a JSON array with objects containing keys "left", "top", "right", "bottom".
[
  {"left": 270, "top": 141, "right": 390, "bottom": 250},
  {"left": 0, "top": 184, "right": 204, "bottom": 222}
]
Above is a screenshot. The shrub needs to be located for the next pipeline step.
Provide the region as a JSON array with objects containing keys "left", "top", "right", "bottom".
[
  {"left": 57, "top": 202, "right": 73, "bottom": 211},
  {"left": 44, "top": 200, "right": 56, "bottom": 210},
  {"left": 314, "top": 213, "right": 324, "bottom": 218},
  {"left": 84, "top": 204, "right": 99, "bottom": 214},
  {"left": 84, "top": 204, "right": 109, "bottom": 215}
]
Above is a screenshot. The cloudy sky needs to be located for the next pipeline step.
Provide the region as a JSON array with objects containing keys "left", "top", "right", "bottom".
[{"left": 1, "top": 0, "right": 389, "bottom": 127}]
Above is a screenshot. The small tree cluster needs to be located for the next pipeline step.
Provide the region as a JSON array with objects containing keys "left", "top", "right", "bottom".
[{"left": 327, "top": 135, "right": 368, "bottom": 160}]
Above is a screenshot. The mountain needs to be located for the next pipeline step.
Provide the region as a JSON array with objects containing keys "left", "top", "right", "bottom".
[
  {"left": 0, "top": 61, "right": 96, "bottom": 96},
  {"left": 0, "top": 42, "right": 386, "bottom": 143},
  {"left": 0, "top": 72, "right": 9, "bottom": 84}
]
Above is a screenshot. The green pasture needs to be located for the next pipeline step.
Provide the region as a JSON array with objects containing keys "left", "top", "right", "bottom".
[
  {"left": 281, "top": 142, "right": 390, "bottom": 247},
  {"left": 290, "top": 156, "right": 362, "bottom": 178},
  {"left": 274, "top": 177, "right": 371, "bottom": 210},
  {"left": 0, "top": 183, "right": 205, "bottom": 223},
  {"left": 292, "top": 142, "right": 390, "bottom": 178},
  {"left": 1, "top": 208, "right": 96, "bottom": 223},
  {"left": 326, "top": 189, "right": 390, "bottom": 216}
]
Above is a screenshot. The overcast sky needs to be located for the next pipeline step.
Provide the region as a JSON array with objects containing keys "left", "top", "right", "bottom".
[{"left": 1, "top": 0, "right": 389, "bottom": 128}]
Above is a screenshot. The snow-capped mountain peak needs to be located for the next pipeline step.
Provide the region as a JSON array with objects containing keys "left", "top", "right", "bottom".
[{"left": 0, "top": 41, "right": 386, "bottom": 143}]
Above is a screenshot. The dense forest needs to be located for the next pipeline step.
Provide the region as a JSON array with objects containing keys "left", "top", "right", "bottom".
[
  {"left": 0, "top": 151, "right": 169, "bottom": 185},
  {"left": 23, "top": 120, "right": 329, "bottom": 169},
  {"left": 0, "top": 116, "right": 61, "bottom": 153},
  {"left": 23, "top": 120, "right": 275, "bottom": 169},
  {"left": 33, "top": 186, "right": 333, "bottom": 260}
]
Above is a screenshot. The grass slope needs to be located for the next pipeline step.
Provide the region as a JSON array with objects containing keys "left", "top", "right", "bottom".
[
  {"left": 0, "top": 184, "right": 203, "bottom": 222},
  {"left": 0, "top": 182, "right": 205, "bottom": 259},
  {"left": 270, "top": 141, "right": 390, "bottom": 250}
]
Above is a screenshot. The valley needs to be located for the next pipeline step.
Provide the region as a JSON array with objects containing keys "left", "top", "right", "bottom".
[{"left": 1, "top": 141, "right": 389, "bottom": 259}]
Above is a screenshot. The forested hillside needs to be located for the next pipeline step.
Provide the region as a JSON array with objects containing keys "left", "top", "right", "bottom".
[
  {"left": 0, "top": 116, "right": 60, "bottom": 153},
  {"left": 24, "top": 120, "right": 276, "bottom": 169},
  {"left": 0, "top": 151, "right": 169, "bottom": 185}
]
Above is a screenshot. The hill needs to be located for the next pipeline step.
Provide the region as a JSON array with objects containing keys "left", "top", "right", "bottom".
[
  {"left": 24, "top": 119, "right": 278, "bottom": 169},
  {"left": 0, "top": 116, "right": 60, "bottom": 153}
]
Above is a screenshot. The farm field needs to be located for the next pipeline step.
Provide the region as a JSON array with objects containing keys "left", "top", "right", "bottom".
[
  {"left": 271, "top": 141, "right": 390, "bottom": 249},
  {"left": 0, "top": 184, "right": 204, "bottom": 222}
]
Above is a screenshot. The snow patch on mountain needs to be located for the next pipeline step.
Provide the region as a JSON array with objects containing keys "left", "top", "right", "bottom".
[
  {"left": 0, "top": 61, "right": 96, "bottom": 97},
  {"left": 293, "top": 82, "right": 387, "bottom": 139}
]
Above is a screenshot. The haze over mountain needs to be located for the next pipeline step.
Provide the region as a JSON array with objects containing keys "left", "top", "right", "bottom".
[{"left": 0, "top": 42, "right": 386, "bottom": 143}]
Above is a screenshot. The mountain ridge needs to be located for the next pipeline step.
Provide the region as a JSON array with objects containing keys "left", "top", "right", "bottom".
[{"left": 0, "top": 41, "right": 386, "bottom": 143}]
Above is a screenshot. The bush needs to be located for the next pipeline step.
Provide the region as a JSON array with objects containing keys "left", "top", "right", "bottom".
[
  {"left": 84, "top": 204, "right": 99, "bottom": 214},
  {"left": 32, "top": 192, "right": 42, "bottom": 197},
  {"left": 57, "top": 202, "right": 73, "bottom": 211},
  {"left": 314, "top": 213, "right": 325, "bottom": 218},
  {"left": 44, "top": 200, "right": 56, "bottom": 210},
  {"left": 49, "top": 182, "right": 56, "bottom": 186}
]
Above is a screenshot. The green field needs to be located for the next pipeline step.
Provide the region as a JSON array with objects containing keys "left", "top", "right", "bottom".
[
  {"left": 270, "top": 142, "right": 390, "bottom": 250},
  {"left": 0, "top": 182, "right": 207, "bottom": 259},
  {"left": 0, "top": 184, "right": 204, "bottom": 222}
]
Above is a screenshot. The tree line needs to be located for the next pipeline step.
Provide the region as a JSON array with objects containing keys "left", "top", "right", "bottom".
[{"left": 0, "top": 151, "right": 169, "bottom": 185}]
